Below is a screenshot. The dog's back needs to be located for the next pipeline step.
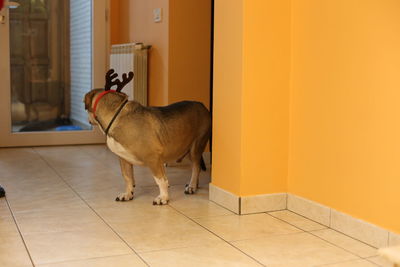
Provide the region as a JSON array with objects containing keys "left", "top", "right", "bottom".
[{"left": 147, "top": 101, "right": 211, "bottom": 162}]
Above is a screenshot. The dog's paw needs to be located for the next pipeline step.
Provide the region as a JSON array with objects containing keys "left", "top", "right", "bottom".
[
  {"left": 152, "top": 195, "right": 169, "bottom": 205},
  {"left": 115, "top": 191, "right": 134, "bottom": 202},
  {"left": 184, "top": 184, "right": 196, "bottom": 195}
]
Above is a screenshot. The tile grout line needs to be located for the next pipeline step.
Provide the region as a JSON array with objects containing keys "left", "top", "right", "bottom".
[
  {"left": 364, "top": 256, "right": 386, "bottom": 267},
  {"left": 268, "top": 212, "right": 373, "bottom": 262},
  {"left": 32, "top": 148, "right": 151, "bottom": 267},
  {"left": 168, "top": 205, "right": 266, "bottom": 267},
  {"left": 286, "top": 192, "right": 288, "bottom": 209},
  {"left": 48, "top": 146, "right": 377, "bottom": 265},
  {"left": 5, "top": 197, "right": 36, "bottom": 267},
  {"left": 315, "top": 258, "right": 380, "bottom": 267},
  {"left": 288, "top": 195, "right": 392, "bottom": 249},
  {"left": 274, "top": 209, "right": 327, "bottom": 229},
  {"left": 281, "top": 209, "right": 380, "bottom": 250},
  {"left": 35, "top": 253, "right": 136, "bottom": 266},
  {"left": 386, "top": 231, "right": 390, "bottom": 246}
]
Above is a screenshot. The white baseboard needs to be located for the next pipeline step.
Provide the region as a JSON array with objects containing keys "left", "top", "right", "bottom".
[
  {"left": 209, "top": 183, "right": 240, "bottom": 214},
  {"left": 241, "top": 193, "right": 287, "bottom": 214},
  {"left": 208, "top": 184, "right": 398, "bottom": 248},
  {"left": 390, "top": 232, "right": 400, "bottom": 246},
  {"left": 209, "top": 184, "right": 286, "bottom": 215},
  {"left": 287, "top": 193, "right": 394, "bottom": 248},
  {"left": 329, "top": 208, "right": 388, "bottom": 248},
  {"left": 287, "top": 194, "right": 331, "bottom": 226}
]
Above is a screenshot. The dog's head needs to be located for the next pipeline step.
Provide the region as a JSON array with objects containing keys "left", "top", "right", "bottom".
[
  {"left": 83, "top": 69, "right": 134, "bottom": 125},
  {"left": 83, "top": 88, "right": 104, "bottom": 125}
]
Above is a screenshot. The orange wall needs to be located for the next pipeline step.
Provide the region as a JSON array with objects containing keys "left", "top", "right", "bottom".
[
  {"left": 127, "top": 0, "right": 170, "bottom": 106},
  {"left": 212, "top": 0, "right": 291, "bottom": 196},
  {"left": 109, "top": 0, "right": 121, "bottom": 45},
  {"left": 111, "top": 0, "right": 400, "bottom": 234},
  {"left": 168, "top": 0, "right": 211, "bottom": 109},
  {"left": 109, "top": 0, "right": 170, "bottom": 106},
  {"left": 110, "top": 0, "right": 211, "bottom": 108},
  {"left": 212, "top": 0, "right": 243, "bottom": 195},
  {"left": 110, "top": 0, "right": 131, "bottom": 45},
  {"left": 289, "top": 0, "right": 400, "bottom": 233},
  {"left": 241, "top": 0, "right": 291, "bottom": 196}
]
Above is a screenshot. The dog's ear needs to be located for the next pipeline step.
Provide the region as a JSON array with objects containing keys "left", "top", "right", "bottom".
[{"left": 84, "top": 90, "right": 97, "bottom": 111}]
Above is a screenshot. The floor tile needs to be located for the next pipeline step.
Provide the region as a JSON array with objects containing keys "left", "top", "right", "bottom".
[
  {"left": 233, "top": 232, "right": 358, "bottom": 267},
  {"left": 0, "top": 199, "right": 19, "bottom": 234},
  {"left": 0, "top": 148, "right": 49, "bottom": 179},
  {"left": 1, "top": 145, "right": 385, "bottom": 267},
  {"left": 140, "top": 242, "right": 262, "bottom": 267},
  {"left": 320, "top": 259, "right": 378, "bottom": 267},
  {"left": 0, "top": 161, "right": 55, "bottom": 182},
  {"left": 8, "top": 190, "right": 86, "bottom": 214},
  {"left": 110, "top": 211, "right": 221, "bottom": 252},
  {"left": 14, "top": 206, "right": 107, "bottom": 234},
  {"left": 311, "top": 229, "right": 377, "bottom": 258},
  {"left": 269, "top": 210, "right": 327, "bottom": 231},
  {"left": 37, "top": 254, "right": 147, "bottom": 267},
  {"left": 78, "top": 144, "right": 120, "bottom": 165},
  {"left": 0, "top": 215, "right": 19, "bottom": 234},
  {"left": 94, "top": 201, "right": 180, "bottom": 222},
  {"left": 2, "top": 175, "right": 66, "bottom": 194},
  {"left": 0, "top": 233, "right": 33, "bottom": 267},
  {"left": 23, "top": 229, "right": 132, "bottom": 265},
  {"left": 366, "top": 256, "right": 392, "bottom": 267},
  {"left": 0, "top": 198, "right": 10, "bottom": 214},
  {"left": 195, "top": 213, "right": 301, "bottom": 241},
  {"left": 6, "top": 182, "right": 76, "bottom": 201},
  {"left": 168, "top": 185, "right": 233, "bottom": 218},
  {"left": 33, "top": 147, "right": 111, "bottom": 178}
]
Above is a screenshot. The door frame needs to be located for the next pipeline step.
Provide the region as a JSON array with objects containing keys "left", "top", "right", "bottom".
[{"left": 0, "top": 0, "right": 109, "bottom": 147}]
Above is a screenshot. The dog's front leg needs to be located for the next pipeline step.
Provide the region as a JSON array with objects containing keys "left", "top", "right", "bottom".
[
  {"left": 150, "top": 164, "right": 169, "bottom": 205},
  {"left": 116, "top": 157, "right": 135, "bottom": 201}
]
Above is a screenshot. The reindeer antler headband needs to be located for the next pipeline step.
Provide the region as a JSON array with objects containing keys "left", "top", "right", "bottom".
[{"left": 104, "top": 69, "right": 134, "bottom": 92}]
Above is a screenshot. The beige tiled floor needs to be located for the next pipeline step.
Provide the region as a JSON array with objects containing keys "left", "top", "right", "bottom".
[{"left": 0, "top": 145, "right": 383, "bottom": 266}]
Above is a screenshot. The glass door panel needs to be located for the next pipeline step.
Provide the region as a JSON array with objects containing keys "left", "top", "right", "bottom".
[
  {"left": 0, "top": 0, "right": 108, "bottom": 146},
  {"left": 10, "top": 0, "right": 92, "bottom": 132}
]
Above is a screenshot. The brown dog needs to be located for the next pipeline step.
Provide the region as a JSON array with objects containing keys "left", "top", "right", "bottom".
[{"left": 84, "top": 70, "right": 211, "bottom": 205}]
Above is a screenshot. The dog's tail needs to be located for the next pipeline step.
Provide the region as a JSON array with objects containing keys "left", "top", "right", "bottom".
[{"left": 200, "top": 156, "right": 206, "bottom": 171}]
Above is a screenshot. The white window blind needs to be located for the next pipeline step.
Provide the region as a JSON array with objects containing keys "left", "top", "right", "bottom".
[{"left": 70, "top": 0, "right": 92, "bottom": 127}]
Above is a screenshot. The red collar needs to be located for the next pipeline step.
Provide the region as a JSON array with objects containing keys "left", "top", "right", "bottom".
[{"left": 92, "top": 90, "right": 115, "bottom": 118}]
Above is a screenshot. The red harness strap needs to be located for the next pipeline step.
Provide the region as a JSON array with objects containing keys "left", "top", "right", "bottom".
[{"left": 92, "top": 90, "right": 115, "bottom": 118}]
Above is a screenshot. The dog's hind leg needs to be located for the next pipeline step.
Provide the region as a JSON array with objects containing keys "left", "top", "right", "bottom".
[
  {"left": 185, "top": 158, "right": 201, "bottom": 195},
  {"left": 149, "top": 163, "right": 169, "bottom": 205},
  {"left": 185, "top": 141, "right": 208, "bottom": 194},
  {"left": 116, "top": 157, "right": 135, "bottom": 201}
]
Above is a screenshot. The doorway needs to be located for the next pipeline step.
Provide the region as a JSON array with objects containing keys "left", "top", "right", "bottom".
[{"left": 0, "top": 0, "right": 108, "bottom": 147}]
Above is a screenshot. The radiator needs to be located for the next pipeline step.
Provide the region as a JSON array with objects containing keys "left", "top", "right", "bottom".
[{"left": 110, "top": 43, "right": 150, "bottom": 106}]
